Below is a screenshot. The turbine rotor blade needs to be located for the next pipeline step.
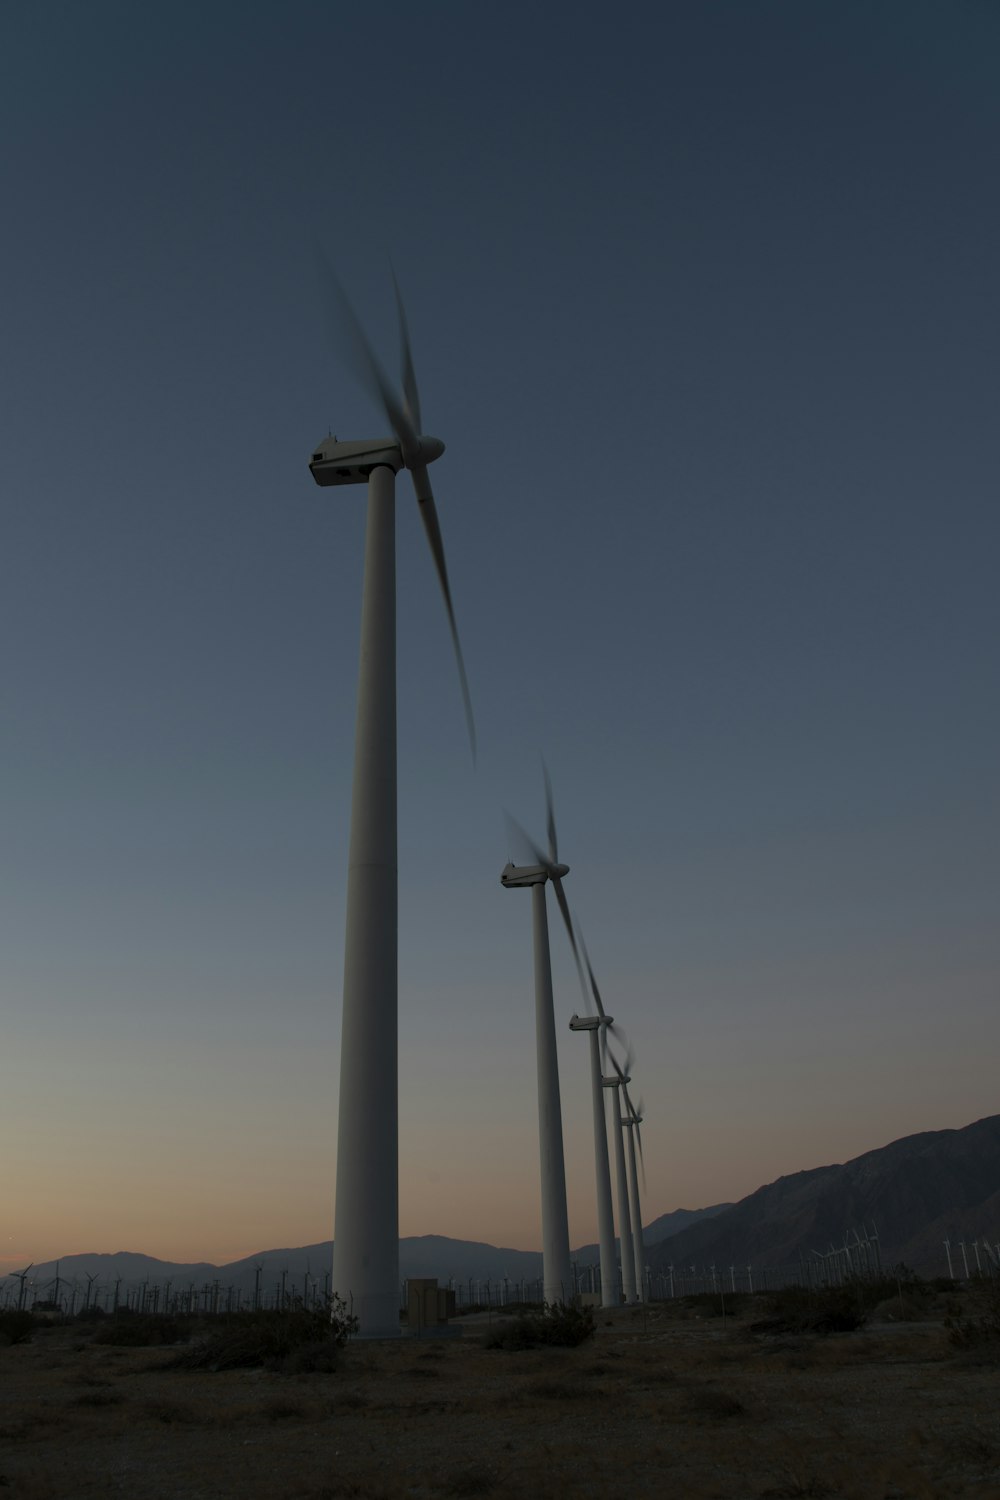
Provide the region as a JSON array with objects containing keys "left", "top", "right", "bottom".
[
  {"left": 550, "top": 875, "right": 587, "bottom": 999},
  {"left": 542, "top": 759, "right": 558, "bottom": 866},
  {"left": 315, "top": 248, "right": 417, "bottom": 456},
  {"left": 577, "top": 930, "right": 607, "bottom": 1021},
  {"left": 412, "top": 466, "right": 476, "bottom": 760},
  {"left": 607, "top": 1031, "right": 634, "bottom": 1082},
  {"left": 391, "top": 266, "right": 422, "bottom": 437},
  {"left": 504, "top": 811, "right": 548, "bottom": 869}
]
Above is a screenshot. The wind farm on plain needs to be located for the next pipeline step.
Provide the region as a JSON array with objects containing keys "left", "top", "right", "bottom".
[
  {"left": 4, "top": 3, "right": 1000, "bottom": 1495},
  {"left": 309, "top": 267, "right": 655, "bottom": 1334}
]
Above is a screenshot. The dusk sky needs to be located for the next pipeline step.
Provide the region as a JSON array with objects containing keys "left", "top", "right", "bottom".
[{"left": 2, "top": 1, "right": 998, "bottom": 1270}]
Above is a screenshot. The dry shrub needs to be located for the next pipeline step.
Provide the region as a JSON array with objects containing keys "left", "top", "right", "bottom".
[
  {"left": 172, "top": 1308, "right": 351, "bottom": 1372},
  {"left": 683, "top": 1385, "right": 746, "bottom": 1420},
  {"left": 483, "top": 1302, "right": 595, "bottom": 1351},
  {"left": 946, "top": 1281, "right": 1000, "bottom": 1359},
  {"left": 751, "top": 1286, "right": 866, "bottom": 1337},
  {"left": 334, "top": 1390, "right": 370, "bottom": 1410},
  {"left": 0, "top": 1310, "right": 35, "bottom": 1346},
  {"left": 93, "top": 1313, "right": 191, "bottom": 1347}
]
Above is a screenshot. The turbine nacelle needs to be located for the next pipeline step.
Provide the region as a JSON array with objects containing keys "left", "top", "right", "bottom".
[
  {"left": 569, "top": 1014, "right": 614, "bottom": 1031},
  {"left": 603, "top": 1073, "right": 629, "bottom": 1088},
  {"left": 501, "top": 860, "right": 570, "bottom": 889},
  {"left": 309, "top": 435, "right": 446, "bottom": 488}
]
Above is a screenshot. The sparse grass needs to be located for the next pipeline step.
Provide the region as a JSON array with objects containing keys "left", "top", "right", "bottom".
[
  {"left": 750, "top": 1285, "right": 868, "bottom": 1336},
  {"left": 482, "top": 1302, "right": 595, "bottom": 1351},
  {"left": 683, "top": 1385, "right": 747, "bottom": 1419},
  {"left": 946, "top": 1281, "right": 1000, "bottom": 1358},
  {"left": 172, "top": 1308, "right": 352, "bottom": 1372},
  {"left": 92, "top": 1313, "right": 193, "bottom": 1347},
  {"left": 1, "top": 1290, "right": 998, "bottom": 1498}
]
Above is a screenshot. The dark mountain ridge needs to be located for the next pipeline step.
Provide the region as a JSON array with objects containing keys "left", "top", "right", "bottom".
[
  {"left": 4, "top": 1208, "right": 727, "bottom": 1300},
  {"left": 649, "top": 1114, "right": 1000, "bottom": 1276}
]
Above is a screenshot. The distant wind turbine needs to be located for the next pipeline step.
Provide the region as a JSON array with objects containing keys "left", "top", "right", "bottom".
[
  {"left": 605, "top": 1053, "right": 637, "bottom": 1303},
  {"left": 568, "top": 932, "right": 623, "bottom": 1308},
  {"left": 621, "top": 1079, "right": 647, "bottom": 1302},
  {"left": 502, "top": 769, "right": 581, "bottom": 1305}
]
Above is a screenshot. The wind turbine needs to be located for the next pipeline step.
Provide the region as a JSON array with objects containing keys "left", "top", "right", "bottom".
[
  {"left": 605, "top": 1051, "right": 637, "bottom": 1302},
  {"left": 568, "top": 933, "right": 620, "bottom": 1308},
  {"left": 309, "top": 267, "right": 474, "bottom": 1337},
  {"left": 501, "top": 770, "right": 579, "bottom": 1306},
  {"left": 621, "top": 1079, "right": 647, "bottom": 1302}
]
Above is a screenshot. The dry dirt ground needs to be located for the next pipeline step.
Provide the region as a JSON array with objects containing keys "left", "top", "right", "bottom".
[{"left": 2, "top": 1302, "right": 999, "bottom": 1499}]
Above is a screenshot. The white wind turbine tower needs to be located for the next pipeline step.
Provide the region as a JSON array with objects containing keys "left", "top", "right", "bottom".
[
  {"left": 502, "top": 770, "right": 579, "bottom": 1306},
  {"left": 621, "top": 1078, "right": 647, "bottom": 1302},
  {"left": 309, "top": 267, "right": 475, "bottom": 1338},
  {"left": 569, "top": 932, "right": 621, "bottom": 1308},
  {"left": 605, "top": 1051, "right": 638, "bottom": 1303}
]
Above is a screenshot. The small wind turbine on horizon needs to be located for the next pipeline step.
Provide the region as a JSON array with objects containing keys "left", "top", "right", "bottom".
[{"left": 309, "top": 263, "right": 475, "bottom": 1338}]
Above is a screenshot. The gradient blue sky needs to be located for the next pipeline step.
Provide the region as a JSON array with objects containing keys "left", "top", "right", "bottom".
[{"left": 2, "top": 1, "right": 998, "bottom": 1268}]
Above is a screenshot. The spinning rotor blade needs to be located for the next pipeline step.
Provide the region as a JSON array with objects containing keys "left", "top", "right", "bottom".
[
  {"left": 549, "top": 874, "right": 586, "bottom": 992},
  {"left": 606, "top": 1030, "right": 634, "bottom": 1084},
  {"left": 542, "top": 759, "right": 558, "bottom": 866},
  {"left": 577, "top": 930, "right": 607, "bottom": 1021},
  {"left": 412, "top": 465, "right": 476, "bottom": 759},
  {"left": 392, "top": 267, "right": 422, "bottom": 437},
  {"left": 623, "top": 1081, "right": 646, "bottom": 1184},
  {"left": 504, "top": 810, "right": 549, "bottom": 870},
  {"left": 316, "top": 250, "right": 417, "bottom": 455},
  {"left": 503, "top": 814, "right": 586, "bottom": 993}
]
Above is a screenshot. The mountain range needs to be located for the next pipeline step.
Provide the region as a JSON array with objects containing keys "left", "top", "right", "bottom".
[
  {"left": 6, "top": 1115, "right": 997, "bottom": 1299},
  {"left": 4, "top": 1206, "right": 729, "bottom": 1301},
  {"left": 647, "top": 1114, "right": 1000, "bottom": 1277}
]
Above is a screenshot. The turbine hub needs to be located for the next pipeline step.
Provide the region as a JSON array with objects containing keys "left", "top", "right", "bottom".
[{"left": 414, "top": 434, "right": 445, "bottom": 466}]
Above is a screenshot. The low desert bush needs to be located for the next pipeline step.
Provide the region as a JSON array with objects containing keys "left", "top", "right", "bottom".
[
  {"left": 946, "top": 1281, "right": 1000, "bottom": 1357},
  {"left": 173, "top": 1302, "right": 356, "bottom": 1373},
  {"left": 93, "top": 1313, "right": 192, "bottom": 1346},
  {"left": 683, "top": 1385, "right": 746, "bottom": 1419},
  {"left": 752, "top": 1285, "right": 868, "bottom": 1336},
  {"left": 0, "top": 1310, "right": 34, "bottom": 1346},
  {"left": 483, "top": 1301, "right": 595, "bottom": 1351},
  {"left": 682, "top": 1291, "right": 751, "bottom": 1319}
]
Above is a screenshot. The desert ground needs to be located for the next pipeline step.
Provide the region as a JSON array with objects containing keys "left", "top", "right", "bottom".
[{"left": 2, "top": 1289, "right": 999, "bottom": 1499}]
